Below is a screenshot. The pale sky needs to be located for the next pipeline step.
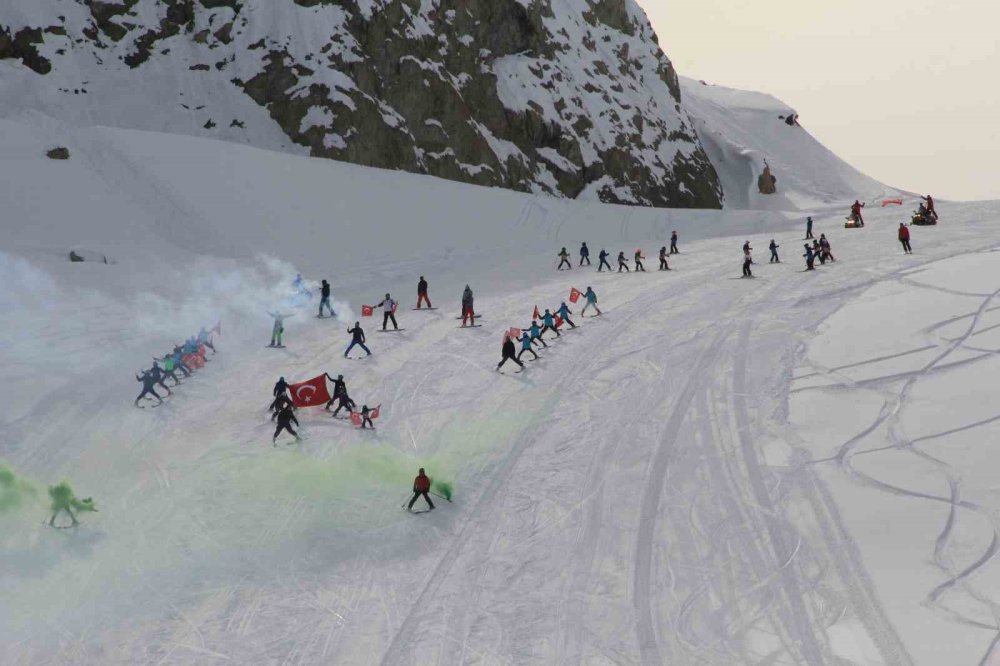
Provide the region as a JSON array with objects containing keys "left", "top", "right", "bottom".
[{"left": 648, "top": 0, "right": 1000, "bottom": 201}]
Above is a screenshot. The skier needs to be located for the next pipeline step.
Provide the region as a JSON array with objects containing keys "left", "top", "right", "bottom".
[
  {"left": 670, "top": 230, "right": 679, "bottom": 254},
  {"left": 517, "top": 330, "right": 540, "bottom": 361},
  {"left": 461, "top": 284, "right": 475, "bottom": 327},
  {"left": 803, "top": 244, "right": 815, "bottom": 270},
  {"left": 557, "top": 247, "right": 572, "bottom": 270},
  {"left": 407, "top": 468, "right": 435, "bottom": 512},
  {"left": 581, "top": 287, "right": 602, "bottom": 317},
  {"left": 417, "top": 276, "right": 432, "bottom": 309},
  {"left": 171, "top": 345, "right": 192, "bottom": 377},
  {"left": 540, "top": 309, "right": 561, "bottom": 338},
  {"left": 806, "top": 216, "right": 815, "bottom": 239},
  {"left": 331, "top": 392, "right": 356, "bottom": 418},
  {"left": 597, "top": 249, "right": 612, "bottom": 272},
  {"left": 147, "top": 362, "right": 173, "bottom": 396},
  {"left": 134, "top": 370, "right": 163, "bottom": 407},
  {"left": 634, "top": 249, "right": 646, "bottom": 272},
  {"left": 819, "top": 234, "right": 835, "bottom": 262},
  {"left": 47, "top": 482, "right": 96, "bottom": 527},
  {"left": 375, "top": 293, "right": 399, "bottom": 331},
  {"left": 898, "top": 223, "right": 912, "bottom": 254},
  {"left": 523, "top": 320, "right": 547, "bottom": 347},
  {"left": 323, "top": 373, "right": 348, "bottom": 410},
  {"left": 267, "top": 311, "right": 293, "bottom": 348},
  {"left": 358, "top": 404, "right": 375, "bottom": 429},
  {"left": 345, "top": 322, "right": 372, "bottom": 357},
  {"left": 556, "top": 301, "right": 577, "bottom": 329},
  {"left": 813, "top": 240, "right": 826, "bottom": 265},
  {"left": 269, "top": 392, "right": 293, "bottom": 421},
  {"left": 197, "top": 327, "right": 216, "bottom": 354},
  {"left": 157, "top": 354, "right": 181, "bottom": 385},
  {"left": 658, "top": 246, "right": 670, "bottom": 271},
  {"left": 921, "top": 194, "right": 938, "bottom": 220},
  {"left": 273, "top": 376, "right": 290, "bottom": 397},
  {"left": 769, "top": 239, "right": 780, "bottom": 263},
  {"left": 273, "top": 404, "right": 300, "bottom": 445},
  {"left": 742, "top": 243, "right": 753, "bottom": 278},
  {"left": 497, "top": 334, "right": 525, "bottom": 371},
  {"left": 850, "top": 200, "right": 865, "bottom": 227},
  {"left": 617, "top": 251, "right": 630, "bottom": 272},
  {"left": 319, "top": 279, "right": 335, "bottom": 318},
  {"left": 579, "top": 242, "right": 591, "bottom": 266}
]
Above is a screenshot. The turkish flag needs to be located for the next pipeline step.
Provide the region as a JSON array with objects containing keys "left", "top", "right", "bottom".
[
  {"left": 183, "top": 353, "right": 203, "bottom": 369},
  {"left": 555, "top": 315, "right": 564, "bottom": 328},
  {"left": 532, "top": 305, "right": 540, "bottom": 320},
  {"left": 370, "top": 404, "right": 381, "bottom": 420},
  {"left": 505, "top": 327, "right": 520, "bottom": 342},
  {"left": 211, "top": 320, "right": 222, "bottom": 336},
  {"left": 569, "top": 288, "right": 582, "bottom": 304},
  {"left": 350, "top": 411, "right": 362, "bottom": 427},
  {"left": 361, "top": 304, "right": 374, "bottom": 317},
  {"left": 289, "top": 375, "right": 331, "bottom": 407}
]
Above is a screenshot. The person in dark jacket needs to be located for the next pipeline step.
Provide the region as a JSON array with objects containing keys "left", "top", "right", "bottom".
[
  {"left": 318, "top": 279, "right": 335, "bottom": 317},
  {"left": 270, "top": 393, "right": 293, "bottom": 421},
  {"left": 408, "top": 468, "right": 435, "bottom": 511},
  {"left": 359, "top": 404, "right": 374, "bottom": 429},
  {"left": 331, "top": 392, "right": 356, "bottom": 418},
  {"left": 134, "top": 370, "right": 163, "bottom": 407},
  {"left": 851, "top": 200, "right": 865, "bottom": 226},
  {"left": 324, "top": 373, "right": 348, "bottom": 410},
  {"left": 634, "top": 249, "right": 646, "bottom": 272},
  {"left": 617, "top": 251, "right": 630, "bottom": 272},
  {"left": 769, "top": 240, "right": 780, "bottom": 263},
  {"left": 557, "top": 247, "right": 571, "bottom": 270},
  {"left": 461, "top": 285, "right": 475, "bottom": 327},
  {"left": 273, "top": 376, "right": 290, "bottom": 398},
  {"left": 273, "top": 404, "right": 300, "bottom": 445},
  {"left": 417, "top": 276, "right": 432, "bottom": 309},
  {"left": 345, "top": 322, "right": 372, "bottom": 357},
  {"left": 921, "top": 195, "right": 938, "bottom": 220},
  {"left": 819, "top": 234, "right": 835, "bottom": 262},
  {"left": 898, "top": 223, "right": 912, "bottom": 254},
  {"left": 658, "top": 246, "right": 670, "bottom": 271},
  {"left": 497, "top": 334, "right": 524, "bottom": 371},
  {"left": 805, "top": 216, "right": 814, "bottom": 240},
  {"left": 813, "top": 239, "right": 825, "bottom": 264},
  {"left": 803, "top": 244, "right": 815, "bottom": 270},
  {"left": 598, "top": 249, "right": 612, "bottom": 272},
  {"left": 579, "top": 242, "right": 591, "bottom": 266},
  {"left": 670, "top": 230, "right": 679, "bottom": 254},
  {"left": 742, "top": 244, "right": 753, "bottom": 278}
]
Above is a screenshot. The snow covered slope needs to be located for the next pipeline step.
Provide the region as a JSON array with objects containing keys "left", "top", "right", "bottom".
[
  {"left": 681, "top": 77, "right": 899, "bottom": 211},
  {"left": 4, "top": 109, "right": 1000, "bottom": 665},
  {"left": 0, "top": 0, "right": 722, "bottom": 207}
]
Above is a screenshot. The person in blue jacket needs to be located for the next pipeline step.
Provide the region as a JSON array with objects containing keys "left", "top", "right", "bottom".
[
  {"left": 523, "top": 320, "right": 548, "bottom": 348},
  {"left": 556, "top": 302, "right": 577, "bottom": 329},
  {"left": 803, "top": 244, "right": 815, "bottom": 270},
  {"left": 769, "top": 239, "right": 780, "bottom": 263},
  {"left": 579, "top": 242, "right": 591, "bottom": 266},
  {"left": 581, "top": 287, "right": 602, "bottom": 316},
  {"left": 598, "top": 249, "right": 612, "bottom": 272},
  {"left": 540, "top": 309, "right": 561, "bottom": 338},
  {"left": 517, "top": 331, "right": 540, "bottom": 361}
]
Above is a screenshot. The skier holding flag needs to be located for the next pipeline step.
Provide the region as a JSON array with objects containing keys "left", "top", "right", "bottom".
[
  {"left": 581, "top": 287, "right": 602, "bottom": 317},
  {"left": 556, "top": 302, "right": 577, "bottom": 329},
  {"left": 517, "top": 330, "right": 540, "bottom": 361},
  {"left": 540, "top": 309, "right": 561, "bottom": 338},
  {"left": 375, "top": 294, "right": 399, "bottom": 331},
  {"left": 523, "top": 319, "right": 547, "bottom": 348},
  {"left": 497, "top": 333, "right": 525, "bottom": 371}
]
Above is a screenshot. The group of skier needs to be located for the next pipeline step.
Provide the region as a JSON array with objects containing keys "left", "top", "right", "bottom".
[
  {"left": 269, "top": 372, "right": 376, "bottom": 444},
  {"left": 497, "top": 287, "right": 602, "bottom": 371},
  {"left": 560, "top": 233, "right": 679, "bottom": 274},
  {"left": 135, "top": 326, "right": 217, "bottom": 407}
]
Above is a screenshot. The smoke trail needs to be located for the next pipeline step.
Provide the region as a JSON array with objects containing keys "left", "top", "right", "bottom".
[{"left": 0, "top": 461, "right": 38, "bottom": 514}]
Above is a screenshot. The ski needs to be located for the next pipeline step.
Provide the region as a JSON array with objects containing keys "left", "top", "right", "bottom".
[
  {"left": 376, "top": 329, "right": 406, "bottom": 333},
  {"left": 454, "top": 315, "right": 484, "bottom": 320},
  {"left": 43, "top": 521, "right": 81, "bottom": 529},
  {"left": 266, "top": 344, "right": 286, "bottom": 348},
  {"left": 412, "top": 307, "right": 438, "bottom": 311},
  {"left": 458, "top": 324, "right": 483, "bottom": 329}
]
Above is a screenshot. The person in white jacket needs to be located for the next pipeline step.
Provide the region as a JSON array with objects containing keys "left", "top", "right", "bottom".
[{"left": 376, "top": 293, "right": 399, "bottom": 331}]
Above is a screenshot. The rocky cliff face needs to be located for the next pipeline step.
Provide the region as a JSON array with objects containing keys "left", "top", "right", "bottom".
[{"left": 0, "top": 0, "right": 722, "bottom": 208}]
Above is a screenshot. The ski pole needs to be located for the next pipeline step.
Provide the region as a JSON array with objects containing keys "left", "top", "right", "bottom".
[{"left": 430, "top": 491, "right": 452, "bottom": 503}]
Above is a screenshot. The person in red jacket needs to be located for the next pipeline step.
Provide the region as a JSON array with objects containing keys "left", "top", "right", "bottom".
[
  {"left": 898, "top": 223, "right": 912, "bottom": 254},
  {"left": 408, "top": 468, "right": 435, "bottom": 511},
  {"left": 921, "top": 195, "right": 938, "bottom": 220},
  {"left": 851, "top": 200, "right": 866, "bottom": 226}
]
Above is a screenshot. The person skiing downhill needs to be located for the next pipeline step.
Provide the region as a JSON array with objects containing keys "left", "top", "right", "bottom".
[
  {"left": 273, "top": 404, "right": 300, "bottom": 445},
  {"left": 769, "top": 240, "right": 780, "bottom": 263},
  {"left": 556, "top": 302, "right": 577, "bottom": 329},
  {"left": 517, "top": 331, "right": 540, "bottom": 361},
  {"left": 921, "top": 195, "right": 938, "bottom": 220},
  {"left": 813, "top": 240, "right": 826, "bottom": 265},
  {"left": 134, "top": 369, "right": 163, "bottom": 406},
  {"left": 157, "top": 354, "right": 181, "bottom": 385},
  {"left": 147, "top": 362, "right": 173, "bottom": 396},
  {"left": 742, "top": 243, "right": 753, "bottom": 278},
  {"left": 658, "top": 246, "right": 670, "bottom": 271},
  {"left": 47, "top": 483, "right": 96, "bottom": 527},
  {"left": 803, "top": 244, "right": 815, "bottom": 270},
  {"left": 273, "top": 376, "right": 290, "bottom": 397},
  {"left": 269, "top": 392, "right": 293, "bottom": 421},
  {"left": 170, "top": 345, "right": 192, "bottom": 377},
  {"left": 670, "top": 230, "right": 679, "bottom": 254},
  {"left": 319, "top": 279, "right": 335, "bottom": 318},
  {"left": 331, "top": 392, "right": 356, "bottom": 418},
  {"left": 598, "top": 249, "right": 612, "bottom": 272},
  {"left": 617, "top": 251, "right": 630, "bottom": 272},
  {"left": 408, "top": 468, "right": 435, "bottom": 511},
  {"left": 579, "top": 242, "right": 591, "bottom": 266},
  {"left": 497, "top": 334, "right": 524, "bottom": 371},
  {"left": 806, "top": 216, "right": 814, "bottom": 239},
  {"left": 375, "top": 294, "right": 399, "bottom": 331},
  {"left": 898, "top": 223, "right": 912, "bottom": 254},
  {"left": 523, "top": 320, "right": 548, "bottom": 348},
  {"left": 345, "top": 322, "right": 372, "bottom": 357},
  {"left": 850, "top": 200, "right": 866, "bottom": 227},
  {"left": 557, "top": 247, "right": 572, "bottom": 270},
  {"left": 359, "top": 404, "right": 375, "bottom": 429},
  {"left": 581, "top": 287, "right": 602, "bottom": 316},
  {"left": 324, "top": 373, "right": 348, "bottom": 410},
  {"left": 197, "top": 327, "right": 216, "bottom": 354},
  {"left": 267, "top": 311, "right": 293, "bottom": 347},
  {"left": 634, "top": 249, "right": 646, "bottom": 272},
  {"left": 416, "top": 276, "right": 432, "bottom": 309},
  {"left": 540, "top": 309, "right": 561, "bottom": 338},
  {"left": 819, "top": 234, "right": 835, "bottom": 262},
  {"left": 461, "top": 285, "right": 475, "bottom": 327}
]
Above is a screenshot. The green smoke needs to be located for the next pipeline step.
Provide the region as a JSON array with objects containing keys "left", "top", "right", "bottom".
[
  {"left": 432, "top": 480, "right": 453, "bottom": 501},
  {"left": 0, "top": 461, "right": 38, "bottom": 513}
]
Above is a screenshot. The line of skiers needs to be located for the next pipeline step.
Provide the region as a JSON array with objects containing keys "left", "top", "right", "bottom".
[
  {"left": 561, "top": 234, "right": 679, "bottom": 274},
  {"left": 497, "top": 287, "right": 601, "bottom": 371},
  {"left": 136, "top": 326, "right": 217, "bottom": 406}
]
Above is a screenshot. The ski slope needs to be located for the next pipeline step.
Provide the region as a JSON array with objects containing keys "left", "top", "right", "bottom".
[{"left": 3, "top": 111, "right": 1000, "bottom": 665}]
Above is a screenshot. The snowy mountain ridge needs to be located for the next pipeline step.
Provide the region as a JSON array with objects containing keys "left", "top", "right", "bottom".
[{"left": 0, "top": 0, "right": 724, "bottom": 207}]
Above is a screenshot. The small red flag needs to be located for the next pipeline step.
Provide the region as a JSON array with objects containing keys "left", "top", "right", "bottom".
[
  {"left": 211, "top": 320, "right": 222, "bottom": 336},
  {"left": 362, "top": 304, "right": 374, "bottom": 317},
  {"left": 569, "top": 288, "right": 582, "bottom": 304},
  {"left": 183, "top": 353, "right": 203, "bottom": 370},
  {"left": 289, "top": 375, "right": 332, "bottom": 408},
  {"left": 370, "top": 404, "right": 381, "bottom": 420},
  {"left": 350, "top": 411, "right": 362, "bottom": 426},
  {"left": 506, "top": 326, "right": 521, "bottom": 342},
  {"left": 555, "top": 315, "right": 564, "bottom": 328},
  {"left": 532, "top": 305, "right": 540, "bottom": 320}
]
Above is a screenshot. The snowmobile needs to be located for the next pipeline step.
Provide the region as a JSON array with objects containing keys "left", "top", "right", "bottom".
[
  {"left": 844, "top": 213, "right": 864, "bottom": 229},
  {"left": 911, "top": 207, "right": 937, "bottom": 226}
]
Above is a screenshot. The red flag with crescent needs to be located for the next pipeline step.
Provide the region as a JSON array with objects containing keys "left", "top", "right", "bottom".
[
  {"left": 362, "top": 304, "right": 374, "bottom": 317},
  {"left": 289, "top": 375, "right": 331, "bottom": 407},
  {"left": 569, "top": 287, "right": 582, "bottom": 304}
]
